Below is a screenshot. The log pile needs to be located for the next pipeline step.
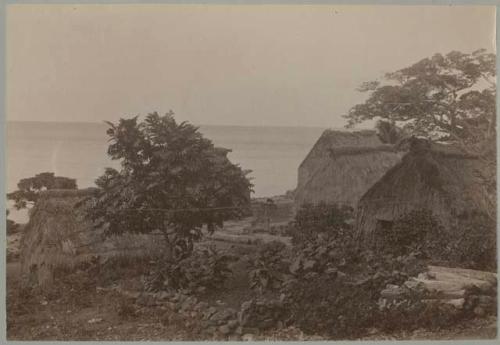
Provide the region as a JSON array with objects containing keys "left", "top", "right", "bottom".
[{"left": 380, "top": 265, "right": 497, "bottom": 316}]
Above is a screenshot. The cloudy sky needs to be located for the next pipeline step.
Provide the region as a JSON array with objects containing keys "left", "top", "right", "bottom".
[{"left": 6, "top": 4, "right": 496, "bottom": 127}]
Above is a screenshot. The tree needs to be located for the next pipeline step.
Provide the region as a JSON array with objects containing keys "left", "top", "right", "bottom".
[
  {"left": 87, "top": 112, "right": 253, "bottom": 261},
  {"left": 345, "top": 49, "right": 496, "bottom": 219},
  {"left": 375, "top": 120, "right": 407, "bottom": 145},
  {"left": 7, "top": 172, "right": 77, "bottom": 210},
  {"left": 345, "top": 49, "right": 495, "bottom": 151}
]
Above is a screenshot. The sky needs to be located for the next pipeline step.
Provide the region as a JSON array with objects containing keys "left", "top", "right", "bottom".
[{"left": 6, "top": 4, "right": 496, "bottom": 128}]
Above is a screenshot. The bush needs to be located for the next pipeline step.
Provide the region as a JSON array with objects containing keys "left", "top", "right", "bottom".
[
  {"left": 381, "top": 209, "right": 496, "bottom": 271},
  {"left": 144, "top": 245, "right": 234, "bottom": 294},
  {"left": 289, "top": 202, "right": 354, "bottom": 244},
  {"left": 378, "top": 209, "right": 443, "bottom": 256},
  {"left": 245, "top": 207, "right": 485, "bottom": 338},
  {"left": 282, "top": 273, "right": 378, "bottom": 339},
  {"left": 280, "top": 245, "right": 429, "bottom": 338},
  {"left": 431, "top": 210, "right": 497, "bottom": 271},
  {"left": 379, "top": 298, "right": 464, "bottom": 333},
  {"left": 243, "top": 220, "right": 431, "bottom": 338},
  {"left": 247, "top": 241, "right": 291, "bottom": 294}
]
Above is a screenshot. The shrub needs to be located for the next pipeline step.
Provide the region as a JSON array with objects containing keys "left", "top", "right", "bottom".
[
  {"left": 289, "top": 202, "right": 354, "bottom": 244},
  {"left": 241, "top": 206, "right": 481, "bottom": 338},
  {"left": 282, "top": 273, "right": 378, "bottom": 339},
  {"left": 242, "top": 220, "right": 431, "bottom": 338},
  {"left": 238, "top": 297, "right": 289, "bottom": 330},
  {"left": 144, "top": 245, "right": 234, "bottom": 294},
  {"left": 381, "top": 209, "right": 496, "bottom": 271},
  {"left": 431, "top": 210, "right": 497, "bottom": 271},
  {"left": 288, "top": 231, "right": 359, "bottom": 278},
  {"left": 280, "top": 243, "right": 428, "bottom": 338},
  {"left": 379, "top": 298, "right": 464, "bottom": 333},
  {"left": 378, "top": 209, "right": 443, "bottom": 256},
  {"left": 247, "top": 241, "right": 291, "bottom": 294}
]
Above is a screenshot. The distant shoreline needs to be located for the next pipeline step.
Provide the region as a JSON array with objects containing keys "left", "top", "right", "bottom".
[{"left": 6, "top": 120, "right": 335, "bottom": 130}]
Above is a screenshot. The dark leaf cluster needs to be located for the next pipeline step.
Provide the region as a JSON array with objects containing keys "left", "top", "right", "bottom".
[
  {"left": 87, "top": 112, "right": 253, "bottom": 259},
  {"left": 7, "top": 172, "right": 77, "bottom": 210}
]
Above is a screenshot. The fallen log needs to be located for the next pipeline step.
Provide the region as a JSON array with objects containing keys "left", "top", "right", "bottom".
[
  {"left": 428, "top": 266, "right": 497, "bottom": 285},
  {"left": 379, "top": 265, "right": 497, "bottom": 313},
  {"left": 412, "top": 277, "right": 493, "bottom": 293}
]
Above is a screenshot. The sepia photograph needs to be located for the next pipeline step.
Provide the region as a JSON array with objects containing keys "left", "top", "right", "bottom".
[{"left": 3, "top": 3, "right": 498, "bottom": 341}]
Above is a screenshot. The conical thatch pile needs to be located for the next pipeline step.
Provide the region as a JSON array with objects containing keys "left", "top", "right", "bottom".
[
  {"left": 295, "top": 129, "right": 403, "bottom": 207},
  {"left": 355, "top": 139, "right": 494, "bottom": 244},
  {"left": 20, "top": 189, "right": 164, "bottom": 288}
]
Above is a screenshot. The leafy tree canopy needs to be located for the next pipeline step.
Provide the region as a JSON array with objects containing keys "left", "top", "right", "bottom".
[
  {"left": 345, "top": 49, "right": 495, "bottom": 154},
  {"left": 88, "top": 112, "right": 253, "bottom": 260},
  {"left": 375, "top": 120, "right": 407, "bottom": 145},
  {"left": 7, "top": 172, "right": 77, "bottom": 210}
]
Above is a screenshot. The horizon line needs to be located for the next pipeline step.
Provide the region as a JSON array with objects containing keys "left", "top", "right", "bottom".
[{"left": 6, "top": 119, "right": 349, "bottom": 130}]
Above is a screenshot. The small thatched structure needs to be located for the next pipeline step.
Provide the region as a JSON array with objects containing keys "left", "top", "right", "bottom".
[
  {"left": 295, "top": 129, "right": 403, "bottom": 207},
  {"left": 20, "top": 188, "right": 164, "bottom": 288},
  {"left": 355, "top": 138, "right": 494, "bottom": 245}
]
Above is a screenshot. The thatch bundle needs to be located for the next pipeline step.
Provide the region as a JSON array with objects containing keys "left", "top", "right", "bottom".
[
  {"left": 355, "top": 139, "right": 494, "bottom": 244},
  {"left": 20, "top": 188, "right": 164, "bottom": 288},
  {"left": 295, "top": 130, "right": 402, "bottom": 206}
]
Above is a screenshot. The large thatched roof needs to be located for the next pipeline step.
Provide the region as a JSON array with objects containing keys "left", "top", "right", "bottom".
[
  {"left": 295, "top": 129, "right": 403, "bottom": 206},
  {"left": 20, "top": 188, "right": 164, "bottom": 288},
  {"left": 355, "top": 139, "right": 494, "bottom": 244}
]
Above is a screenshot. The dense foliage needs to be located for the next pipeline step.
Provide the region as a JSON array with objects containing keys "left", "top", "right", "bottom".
[
  {"left": 430, "top": 211, "right": 497, "bottom": 271},
  {"left": 377, "top": 209, "right": 444, "bottom": 256},
  {"left": 87, "top": 112, "right": 252, "bottom": 260},
  {"left": 244, "top": 236, "right": 429, "bottom": 338},
  {"left": 379, "top": 209, "right": 496, "bottom": 271},
  {"left": 375, "top": 120, "right": 407, "bottom": 145},
  {"left": 247, "top": 241, "right": 290, "bottom": 294},
  {"left": 243, "top": 203, "right": 437, "bottom": 338},
  {"left": 288, "top": 202, "right": 354, "bottom": 244},
  {"left": 345, "top": 50, "right": 495, "bottom": 148},
  {"left": 241, "top": 202, "right": 497, "bottom": 338},
  {"left": 7, "top": 172, "right": 77, "bottom": 210},
  {"left": 144, "top": 245, "right": 234, "bottom": 294}
]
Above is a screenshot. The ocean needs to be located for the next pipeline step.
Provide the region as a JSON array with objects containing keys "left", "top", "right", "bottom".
[{"left": 6, "top": 121, "right": 326, "bottom": 223}]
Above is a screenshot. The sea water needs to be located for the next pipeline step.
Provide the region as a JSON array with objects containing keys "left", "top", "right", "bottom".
[{"left": 6, "top": 121, "right": 326, "bottom": 223}]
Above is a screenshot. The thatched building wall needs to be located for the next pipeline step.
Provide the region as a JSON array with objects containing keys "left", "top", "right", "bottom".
[
  {"left": 295, "top": 129, "right": 402, "bottom": 207},
  {"left": 355, "top": 139, "right": 494, "bottom": 245},
  {"left": 20, "top": 188, "right": 164, "bottom": 288}
]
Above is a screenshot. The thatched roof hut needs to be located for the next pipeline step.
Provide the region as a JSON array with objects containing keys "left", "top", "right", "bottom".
[
  {"left": 20, "top": 188, "right": 164, "bottom": 288},
  {"left": 295, "top": 129, "right": 403, "bottom": 207},
  {"left": 355, "top": 138, "right": 493, "bottom": 245}
]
